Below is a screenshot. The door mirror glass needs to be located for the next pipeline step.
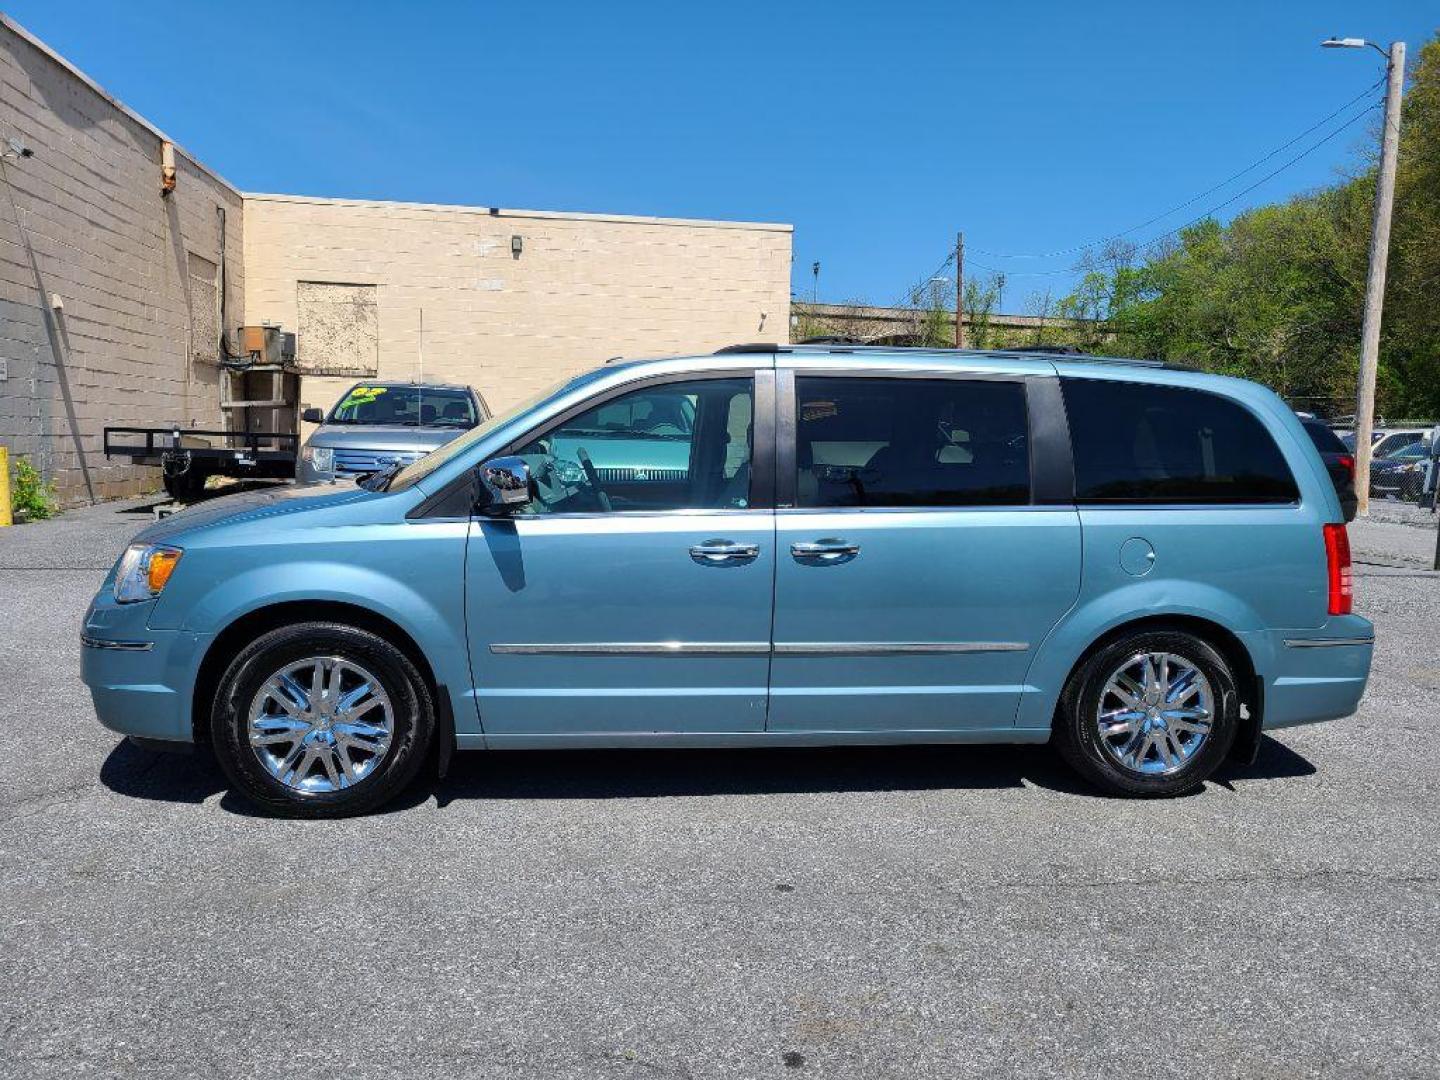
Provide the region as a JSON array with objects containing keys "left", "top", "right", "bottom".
[
  {"left": 302, "top": 407, "right": 324, "bottom": 424},
  {"left": 479, "top": 456, "right": 532, "bottom": 509}
]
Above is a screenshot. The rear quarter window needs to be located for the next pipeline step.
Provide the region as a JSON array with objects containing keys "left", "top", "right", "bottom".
[{"left": 1061, "top": 378, "right": 1299, "bottom": 504}]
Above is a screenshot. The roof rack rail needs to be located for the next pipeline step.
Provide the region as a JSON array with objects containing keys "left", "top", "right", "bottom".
[
  {"left": 713, "top": 343, "right": 787, "bottom": 355},
  {"left": 1003, "top": 344, "right": 1086, "bottom": 355},
  {"left": 711, "top": 340, "right": 1195, "bottom": 371}
]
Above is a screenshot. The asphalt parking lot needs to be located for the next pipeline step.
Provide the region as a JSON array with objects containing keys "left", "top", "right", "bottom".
[{"left": 2, "top": 492, "right": 1438, "bottom": 1079}]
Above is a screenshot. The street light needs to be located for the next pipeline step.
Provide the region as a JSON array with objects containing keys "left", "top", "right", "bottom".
[
  {"left": 1321, "top": 37, "right": 1385, "bottom": 57},
  {"left": 1322, "top": 34, "right": 1406, "bottom": 517}
]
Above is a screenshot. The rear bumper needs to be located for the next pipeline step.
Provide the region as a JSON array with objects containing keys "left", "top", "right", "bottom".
[{"left": 1256, "top": 617, "right": 1374, "bottom": 730}]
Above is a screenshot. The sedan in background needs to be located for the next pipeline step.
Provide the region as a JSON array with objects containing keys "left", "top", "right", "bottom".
[{"left": 1370, "top": 440, "right": 1431, "bottom": 502}]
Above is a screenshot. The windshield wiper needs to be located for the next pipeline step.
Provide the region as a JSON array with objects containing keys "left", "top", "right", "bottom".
[{"left": 358, "top": 460, "right": 405, "bottom": 492}]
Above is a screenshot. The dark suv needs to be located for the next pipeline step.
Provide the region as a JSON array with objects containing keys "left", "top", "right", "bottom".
[{"left": 1299, "top": 417, "right": 1357, "bottom": 522}]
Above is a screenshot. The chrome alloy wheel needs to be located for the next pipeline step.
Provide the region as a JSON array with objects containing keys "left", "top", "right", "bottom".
[
  {"left": 1095, "top": 652, "right": 1214, "bottom": 776},
  {"left": 247, "top": 656, "right": 394, "bottom": 794}
]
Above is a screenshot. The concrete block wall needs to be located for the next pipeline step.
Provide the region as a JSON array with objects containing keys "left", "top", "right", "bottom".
[
  {"left": 242, "top": 194, "right": 792, "bottom": 421},
  {"left": 0, "top": 17, "right": 244, "bottom": 505}
]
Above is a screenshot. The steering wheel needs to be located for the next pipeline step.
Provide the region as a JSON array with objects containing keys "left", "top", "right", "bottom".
[{"left": 574, "top": 447, "right": 612, "bottom": 513}]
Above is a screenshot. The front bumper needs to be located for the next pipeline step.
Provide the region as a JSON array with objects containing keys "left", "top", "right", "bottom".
[{"left": 80, "top": 596, "right": 211, "bottom": 744}]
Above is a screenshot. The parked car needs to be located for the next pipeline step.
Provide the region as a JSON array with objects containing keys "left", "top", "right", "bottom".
[
  {"left": 1369, "top": 428, "right": 1429, "bottom": 459},
  {"left": 1370, "top": 439, "right": 1431, "bottom": 501},
  {"left": 296, "top": 382, "right": 491, "bottom": 485},
  {"left": 82, "top": 345, "right": 1373, "bottom": 816},
  {"left": 1298, "top": 416, "right": 1357, "bottom": 521}
]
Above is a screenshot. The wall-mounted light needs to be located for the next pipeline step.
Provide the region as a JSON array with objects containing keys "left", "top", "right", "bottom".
[
  {"left": 4, "top": 137, "right": 33, "bottom": 160},
  {"left": 510, "top": 235, "right": 523, "bottom": 259},
  {"left": 160, "top": 140, "right": 177, "bottom": 197}
]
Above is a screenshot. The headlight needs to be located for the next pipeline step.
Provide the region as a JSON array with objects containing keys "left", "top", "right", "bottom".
[
  {"left": 113, "top": 544, "right": 183, "bottom": 604},
  {"left": 303, "top": 446, "right": 335, "bottom": 473}
]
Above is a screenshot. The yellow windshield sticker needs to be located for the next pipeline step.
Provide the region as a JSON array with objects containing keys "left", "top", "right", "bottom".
[{"left": 340, "top": 385, "right": 388, "bottom": 407}]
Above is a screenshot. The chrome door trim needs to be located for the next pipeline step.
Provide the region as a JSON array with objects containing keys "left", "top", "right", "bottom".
[
  {"left": 80, "top": 635, "right": 154, "bottom": 652},
  {"left": 772, "top": 641, "right": 1028, "bottom": 656},
  {"left": 489, "top": 641, "right": 772, "bottom": 656},
  {"left": 1282, "top": 636, "right": 1375, "bottom": 649}
]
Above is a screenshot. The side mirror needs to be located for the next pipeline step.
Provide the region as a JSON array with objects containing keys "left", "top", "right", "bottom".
[
  {"left": 479, "top": 455, "right": 532, "bottom": 509},
  {"left": 302, "top": 407, "right": 324, "bottom": 424}
]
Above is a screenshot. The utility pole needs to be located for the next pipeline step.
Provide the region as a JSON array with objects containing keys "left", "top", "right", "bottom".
[
  {"left": 811, "top": 261, "right": 820, "bottom": 305},
  {"left": 1326, "top": 36, "right": 1406, "bottom": 516},
  {"left": 954, "top": 232, "right": 965, "bottom": 349}
]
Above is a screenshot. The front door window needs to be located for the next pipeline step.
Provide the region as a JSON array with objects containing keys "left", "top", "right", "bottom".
[{"left": 513, "top": 378, "right": 754, "bottom": 513}]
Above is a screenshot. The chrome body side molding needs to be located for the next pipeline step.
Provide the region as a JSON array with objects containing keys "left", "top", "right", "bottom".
[
  {"left": 1282, "top": 637, "right": 1375, "bottom": 649},
  {"left": 489, "top": 642, "right": 771, "bottom": 656},
  {"left": 490, "top": 641, "right": 1028, "bottom": 656},
  {"left": 773, "top": 641, "right": 1028, "bottom": 656}
]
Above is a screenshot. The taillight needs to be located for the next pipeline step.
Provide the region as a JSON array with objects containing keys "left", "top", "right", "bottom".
[
  {"left": 1338, "top": 454, "right": 1355, "bottom": 478},
  {"left": 1323, "top": 523, "right": 1352, "bottom": 615}
]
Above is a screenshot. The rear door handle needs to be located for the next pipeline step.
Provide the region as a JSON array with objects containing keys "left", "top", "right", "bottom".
[
  {"left": 790, "top": 539, "right": 861, "bottom": 561},
  {"left": 689, "top": 539, "right": 760, "bottom": 564}
]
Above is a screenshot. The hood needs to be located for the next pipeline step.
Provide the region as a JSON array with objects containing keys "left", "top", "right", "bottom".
[
  {"left": 132, "top": 483, "right": 377, "bottom": 545},
  {"left": 306, "top": 424, "right": 468, "bottom": 453}
]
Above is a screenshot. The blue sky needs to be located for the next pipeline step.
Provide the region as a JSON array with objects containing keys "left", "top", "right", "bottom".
[{"left": 7, "top": 0, "right": 1432, "bottom": 311}]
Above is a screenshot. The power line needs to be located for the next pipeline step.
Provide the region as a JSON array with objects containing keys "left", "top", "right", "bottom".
[
  {"left": 890, "top": 249, "right": 956, "bottom": 308},
  {"left": 963, "top": 101, "right": 1380, "bottom": 280},
  {"left": 971, "top": 77, "right": 1385, "bottom": 262}
]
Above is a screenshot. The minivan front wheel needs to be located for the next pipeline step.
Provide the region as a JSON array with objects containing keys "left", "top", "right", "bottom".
[
  {"left": 211, "top": 622, "right": 435, "bottom": 817},
  {"left": 1056, "top": 630, "right": 1239, "bottom": 797}
]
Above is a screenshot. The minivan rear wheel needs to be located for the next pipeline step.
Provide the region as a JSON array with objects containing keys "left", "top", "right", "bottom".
[
  {"left": 1055, "top": 629, "right": 1239, "bottom": 797},
  {"left": 211, "top": 622, "right": 435, "bottom": 817}
]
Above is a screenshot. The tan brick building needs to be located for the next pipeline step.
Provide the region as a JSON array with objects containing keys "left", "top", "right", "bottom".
[
  {"left": 0, "top": 16, "right": 792, "bottom": 506},
  {"left": 243, "top": 194, "right": 792, "bottom": 422}
]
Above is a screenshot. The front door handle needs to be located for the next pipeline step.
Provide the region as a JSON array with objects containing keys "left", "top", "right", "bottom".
[
  {"left": 790, "top": 538, "right": 861, "bottom": 561},
  {"left": 689, "top": 539, "right": 760, "bottom": 564}
]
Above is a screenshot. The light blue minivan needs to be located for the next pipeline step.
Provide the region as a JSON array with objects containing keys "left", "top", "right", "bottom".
[{"left": 81, "top": 345, "right": 1374, "bottom": 816}]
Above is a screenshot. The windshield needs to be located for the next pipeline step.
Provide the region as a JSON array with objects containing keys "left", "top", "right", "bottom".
[
  {"left": 1373, "top": 433, "right": 1423, "bottom": 458},
  {"left": 327, "top": 384, "right": 479, "bottom": 428},
  {"left": 385, "top": 371, "right": 600, "bottom": 493},
  {"left": 1386, "top": 442, "right": 1429, "bottom": 461}
]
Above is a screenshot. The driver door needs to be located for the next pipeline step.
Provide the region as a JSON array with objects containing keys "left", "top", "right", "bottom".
[{"left": 464, "top": 371, "right": 777, "bottom": 742}]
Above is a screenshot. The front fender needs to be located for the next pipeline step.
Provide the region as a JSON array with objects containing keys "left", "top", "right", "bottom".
[{"left": 149, "top": 521, "right": 475, "bottom": 734}]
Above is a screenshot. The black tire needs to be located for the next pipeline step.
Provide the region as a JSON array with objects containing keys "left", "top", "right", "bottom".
[
  {"left": 1054, "top": 629, "right": 1239, "bottom": 797},
  {"left": 211, "top": 622, "right": 435, "bottom": 817}
]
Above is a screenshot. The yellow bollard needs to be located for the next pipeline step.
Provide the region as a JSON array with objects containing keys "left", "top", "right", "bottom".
[{"left": 0, "top": 446, "right": 11, "bottom": 527}]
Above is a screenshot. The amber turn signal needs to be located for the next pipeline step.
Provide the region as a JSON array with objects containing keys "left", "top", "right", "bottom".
[{"left": 146, "top": 549, "right": 182, "bottom": 593}]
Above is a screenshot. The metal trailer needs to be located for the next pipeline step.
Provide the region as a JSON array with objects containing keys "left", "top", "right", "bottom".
[
  {"left": 102, "top": 326, "right": 303, "bottom": 501},
  {"left": 102, "top": 426, "right": 299, "bottom": 501}
]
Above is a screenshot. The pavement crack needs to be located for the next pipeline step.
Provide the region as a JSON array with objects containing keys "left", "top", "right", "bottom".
[
  {"left": 966, "top": 867, "right": 1439, "bottom": 891},
  {"left": 0, "top": 779, "right": 106, "bottom": 825}
]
